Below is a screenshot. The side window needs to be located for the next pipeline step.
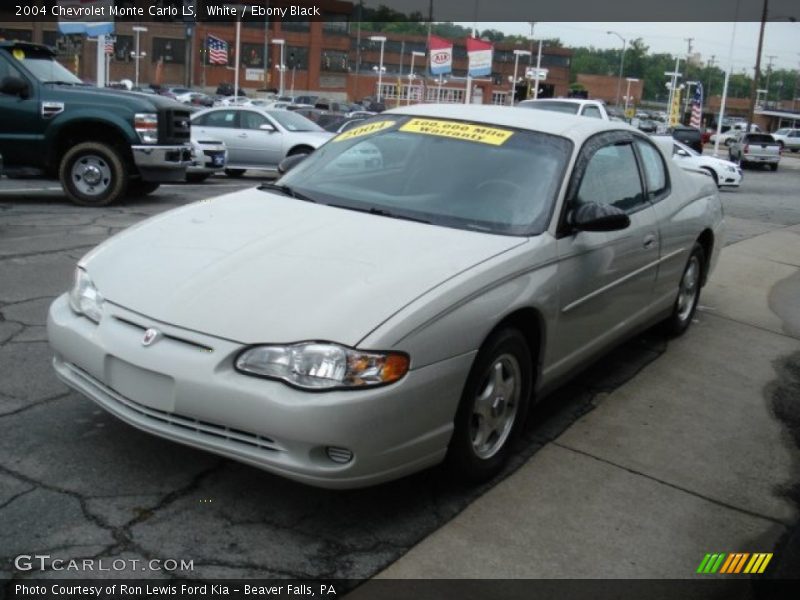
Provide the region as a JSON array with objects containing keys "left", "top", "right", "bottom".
[
  {"left": 576, "top": 142, "right": 645, "bottom": 213},
  {"left": 582, "top": 106, "right": 603, "bottom": 119},
  {"left": 240, "top": 111, "right": 269, "bottom": 130},
  {"left": 203, "top": 110, "right": 238, "bottom": 128},
  {"left": 635, "top": 138, "right": 669, "bottom": 200}
]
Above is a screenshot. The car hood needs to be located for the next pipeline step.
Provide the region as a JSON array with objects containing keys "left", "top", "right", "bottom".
[{"left": 81, "top": 190, "right": 526, "bottom": 346}]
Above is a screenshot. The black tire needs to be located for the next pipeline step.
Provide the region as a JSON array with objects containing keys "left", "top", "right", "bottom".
[
  {"left": 288, "top": 145, "right": 314, "bottom": 157},
  {"left": 225, "top": 168, "right": 246, "bottom": 178},
  {"left": 769, "top": 163, "right": 778, "bottom": 172},
  {"left": 185, "top": 173, "right": 212, "bottom": 184},
  {"left": 59, "top": 141, "right": 127, "bottom": 206},
  {"left": 664, "top": 242, "right": 705, "bottom": 337},
  {"left": 126, "top": 181, "right": 161, "bottom": 197},
  {"left": 701, "top": 167, "right": 719, "bottom": 188},
  {"left": 447, "top": 328, "right": 533, "bottom": 483}
]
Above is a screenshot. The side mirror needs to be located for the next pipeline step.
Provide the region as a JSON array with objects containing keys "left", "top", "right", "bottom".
[
  {"left": 676, "top": 148, "right": 690, "bottom": 157},
  {"left": 571, "top": 202, "right": 631, "bottom": 232},
  {"left": 277, "top": 153, "right": 308, "bottom": 174},
  {"left": 0, "top": 76, "right": 30, "bottom": 99},
  {"left": 259, "top": 123, "right": 276, "bottom": 132}
]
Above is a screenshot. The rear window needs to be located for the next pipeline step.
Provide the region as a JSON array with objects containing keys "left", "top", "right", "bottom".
[{"left": 745, "top": 134, "right": 775, "bottom": 144}]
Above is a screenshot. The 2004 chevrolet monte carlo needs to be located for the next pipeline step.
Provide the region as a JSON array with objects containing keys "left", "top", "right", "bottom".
[{"left": 47, "top": 104, "right": 724, "bottom": 489}]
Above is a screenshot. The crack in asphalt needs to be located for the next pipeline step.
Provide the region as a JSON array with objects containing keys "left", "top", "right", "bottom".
[{"left": 0, "top": 391, "right": 71, "bottom": 418}]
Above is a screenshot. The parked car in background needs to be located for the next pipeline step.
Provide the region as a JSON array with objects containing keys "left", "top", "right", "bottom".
[
  {"left": 728, "top": 132, "right": 782, "bottom": 170},
  {"left": 48, "top": 105, "right": 724, "bottom": 488},
  {"left": 190, "top": 107, "right": 333, "bottom": 176},
  {"left": 656, "top": 137, "right": 742, "bottom": 188},
  {"left": 215, "top": 83, "right": 247, "bottom": 97},
  {"left": 320, "top": 117, "right": 367, "bottom": 134},
  {"left": 186, "top": 137, "right": 227, "bottom": 183},
  {"left": 518, "top": 98, "right": 609, "bottom": 119},
  {"left": 771, "top": 128, "right": 800, "bottom": 152},
  {"left": 636, "top": 119, "right": 658, "bottom": 134},
  {"left": 294, "top": 94, "right": 319, "bottom": 106},
  {"left": 216, "top": 96, "right": 253, "bottom": 107},
  {"left": 187, "top": 92, "right": 214, "bottom": 107},
  {"left": 710, "top": 122, "right": 761, "bottom": 146},
  {"left": 669, "top": 125, "right": 703, "bottom": 153}
]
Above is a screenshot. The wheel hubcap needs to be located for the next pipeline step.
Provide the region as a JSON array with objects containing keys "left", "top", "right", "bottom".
[
  {"left": 72, "top": 155, "right": 111, "bottom": 196},
  {"left": 676, "top": 256, "right": 700, "bottom": 322},
  {"left": 470, "top": 354, "right": 521, "bottom": 459}
]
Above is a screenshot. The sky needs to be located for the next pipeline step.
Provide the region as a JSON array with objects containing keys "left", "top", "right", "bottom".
[{"left": 465, "top": 22, "right": 800, "bottom": 74}]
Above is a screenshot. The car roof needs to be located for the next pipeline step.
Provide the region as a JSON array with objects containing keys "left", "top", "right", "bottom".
[
  {"left": 0, "top": 41, "right": 55, "bottom": 54},
  {"left": 385, "top": 104, "right": 632, "bottom": 142}
]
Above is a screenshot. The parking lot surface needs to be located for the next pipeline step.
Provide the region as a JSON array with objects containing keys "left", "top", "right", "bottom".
[{"left": 1, "top": 160, "right": 799, "bottom": 580}]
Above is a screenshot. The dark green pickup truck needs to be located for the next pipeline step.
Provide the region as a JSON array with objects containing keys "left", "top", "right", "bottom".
[{"left": 0, "top": 41, "right": 191, "bottom": 206}]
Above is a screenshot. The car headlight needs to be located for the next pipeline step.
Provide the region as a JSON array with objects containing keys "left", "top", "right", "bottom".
[
  {"left": 134, "top": 112, "right": 159, "bottom": 144},
  {"left": 235, "top": 342, "right": 410, "bottom": 390},
  {"left": 726, "top": 165, "right": 737, "bottom": 172},
  {"left": 68, "top": 268, "right": 104, "bottom": 323}
]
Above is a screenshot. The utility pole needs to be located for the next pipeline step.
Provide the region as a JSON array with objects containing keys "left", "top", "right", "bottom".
[
  {"left": 746, "top": 0, "right": 769, "bottom": 131},
  {"left": 706, "top": 55, "right": 716, "bottom": 105},
  {"left": 764, "top": 54, "right": 777, "bottom": 103},
  {"left": 682, "top": 38, "right": 694, "bottom": 121}
]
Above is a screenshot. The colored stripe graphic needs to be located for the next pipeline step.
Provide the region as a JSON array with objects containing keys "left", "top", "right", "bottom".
[{"left": 698, "top": 553, "right": 773, "bottom": 574}]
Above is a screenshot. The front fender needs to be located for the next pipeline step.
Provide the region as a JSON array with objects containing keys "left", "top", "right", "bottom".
[{"left": 44, "top": 110, "right": 137, "bottom": 165}]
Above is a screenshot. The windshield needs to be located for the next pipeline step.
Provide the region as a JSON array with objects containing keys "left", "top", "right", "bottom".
[
  {"left": 267, "top": 110, "right": 324, "bottom": 132},
  {"left": 519, "top": 101, "right": 580, "bottom": 115},
  {"left": 10, "top": 47, "right": 83, "bottom": 84},
  {"left": 275, "top": 116, "right": 572, "bottom": 236},
  {"left": 774, "top": 128, "right": 790, "bottom": 135}
]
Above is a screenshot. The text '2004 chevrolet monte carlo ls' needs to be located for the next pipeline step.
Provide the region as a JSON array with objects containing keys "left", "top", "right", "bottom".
[{"left": 47, "top": 104, "right": 724, "bottom": 489}]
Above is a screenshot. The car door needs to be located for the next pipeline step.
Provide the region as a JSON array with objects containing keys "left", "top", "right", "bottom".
[
  {"left": 550, "top": 132, "right": 661, "bottom": 376},
  {"left": 237, "top": 110, "right": 284, "bottom": 168},
  {"left": 192, "top": 110, "right": 243, "bottom": 164},
  {"left": 0, "top": 52, "right": 42, "bottom": 167}
]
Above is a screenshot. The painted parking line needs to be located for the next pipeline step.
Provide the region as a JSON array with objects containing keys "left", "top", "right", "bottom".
[{"left": 0, "top": 187, "right": 63, "bottom": 193}]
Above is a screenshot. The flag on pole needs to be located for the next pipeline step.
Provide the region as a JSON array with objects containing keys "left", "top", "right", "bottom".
[
  {"left": 466, "top": 37, "right": 493, "bottom": 77},
  {"left": 104, "top": 36, "right": 115, "bottom": 55},
  {"left": 690, "top": 82, "right": 704, "bottom": 128},
  {"left": 207, "top": 35, "right": 229, "bottom": 65},
  {"left": 428, "top": 35, "right": 452, "bottom": 76}
]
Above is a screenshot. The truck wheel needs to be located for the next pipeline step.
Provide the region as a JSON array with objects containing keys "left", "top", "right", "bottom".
[
  {"left": 769, "top": 163, "right": 778, "bottom": 172},
  {"left": 59, "top": 142, "right": 127, "bottom": 207},
  {"left": 225, "top": 169, "right": 246, "bottom": 178},
  {"left": 126, "top": 181, "right": 161, "bottom": 197},
  {"left": 185, "top": 173, "right": 211, "bottom": 183}
]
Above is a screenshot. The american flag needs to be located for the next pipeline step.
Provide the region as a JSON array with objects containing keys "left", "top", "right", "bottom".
[
  {"left": 207, "top": 35, "right": 229, "bottom": 65},
  {"left": 690, "top": 82, "right": 703, "bottom": 128},
  {"left": 104, "top": 35, "right": 114, "bottom": 56}
]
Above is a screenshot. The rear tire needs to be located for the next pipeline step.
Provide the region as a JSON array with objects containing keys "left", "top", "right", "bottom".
[
  {"left": 225, "top": 168, "right": 246, "bottom": 178},
  {"left": 769, "top": 163, "right": 778, "bottom": 172},
  {"left": 664, "top": 243, "right": 705, "bottom": 337},
  {"left": 288, "top": 145, "right": 314, "bottom": 157},
  {"left": 59, "top": 142, "right": 127, "bottom": 207},
  {"left": 447, "top": 328, "right": 532, "bottom": 483},
  {"left": 185, "top": 173, "right": 212, "bottom": 183}
]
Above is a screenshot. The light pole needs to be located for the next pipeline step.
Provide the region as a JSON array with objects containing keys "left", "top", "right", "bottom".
[
  {"left": 607, "top": 31, "right": 627, "bottom": 109},
  {"left": 407, "top": 50, "right": 424, "bottom": 105},
  {"left": 511, "top": 49, "right": 531, "bottom": 105},
  {"left": 132, "top": 26, "right": 148, "bottom": 88},
  {"left": 272, "top": 39, "right": 285, "bottom": 97},
  {"left": 624, "top": 77, "right": 639, "bottom": 115},
  {"left": 370, "top": 35, "right": 387, "bottom": 102}
]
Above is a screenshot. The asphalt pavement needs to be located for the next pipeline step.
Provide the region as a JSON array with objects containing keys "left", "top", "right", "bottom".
[{"left": 1, "top": 160, "right": 799, "bottom": 582}]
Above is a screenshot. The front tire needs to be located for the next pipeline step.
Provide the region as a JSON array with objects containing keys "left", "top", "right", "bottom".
[
  {"left": 447, "top": 328, "right": 532, "bottom": 483},
  {"left": 126, "top": 181, "right": 160, "bottom": 197},
  {"left": 769, "top": 163, "right": 778, "bottom": 172},
  {"left": 225, "top": 168, "right": 246, "bottom": 178},
  {"left": 185, "top": 173, "right": 212, "bottom": 183},
  {"left": 59, "top": 142, "right": 127, "bottom": 207},
  {"left": 664, "top": 243, "right": 705, "bottom": 336}
]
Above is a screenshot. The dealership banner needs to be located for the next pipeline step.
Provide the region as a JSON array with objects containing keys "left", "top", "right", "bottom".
[
  {"left": 56, "top": 0, "right": 114, "bottom": 36},
  {"left": 466, "top": 36, "right": 493, "bottom": 77},
  {"left": 428, "top": 35, "right": 452, "bottom": 76}
]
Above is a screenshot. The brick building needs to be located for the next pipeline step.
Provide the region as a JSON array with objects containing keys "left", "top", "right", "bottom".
[{"left": 576, "top": 73, "right": 643, "bottom": 106}]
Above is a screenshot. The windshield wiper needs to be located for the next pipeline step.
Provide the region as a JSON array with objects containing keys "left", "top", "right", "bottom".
[
  {"left": 327, "top": 203, "right": 430, "bottom": 224},
  {"left": 258, "top": 182, "right": 316, "bottom": 203},
  {"left": 41, "top": 80, "right": 87, "bottom": 86}
]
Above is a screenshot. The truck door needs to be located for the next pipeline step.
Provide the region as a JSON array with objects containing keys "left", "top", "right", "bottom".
[{"left": 0, "top": 50, "right": 43, "bottom": 167}]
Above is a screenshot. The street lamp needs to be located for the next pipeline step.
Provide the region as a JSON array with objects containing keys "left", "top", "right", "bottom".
[
  {"left": 369, "top": 36, "right": 387, "bottom": 102},
  {"left": 511, "top": 49, "right": 531, "bottom": 105},
  {"left": 272, "top": 39, "right": 285, "bottom": 97},
  {"left": 607, "top": 30, "right": 627, "bottom": 109},
  {"left": 132, "top": 26, "right": 148, "bottom": 88},
  {"left": 624, "top": 77, "right": 639, "bottom": 114},
  {"left": 407, "top": 50, "right": 425, "bottom": 105}
]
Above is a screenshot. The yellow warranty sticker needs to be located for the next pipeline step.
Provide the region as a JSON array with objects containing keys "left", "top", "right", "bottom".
[
  {"left": 332, "top": 120, "right": 396, "bottom": 142},
  {"left": 399, "top": 119, "right": 513, "bottom": 146},
  {"left": 12, "top": 49, "right": 25, "bottom": 60}
]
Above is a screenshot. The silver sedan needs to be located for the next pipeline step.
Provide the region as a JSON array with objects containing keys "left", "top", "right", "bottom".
[
  {"left": 190, "top": 106, "right": 333, "bottom": 177},
  {"left": 48, "top": 105, "right": 724, "bottom": 489}
]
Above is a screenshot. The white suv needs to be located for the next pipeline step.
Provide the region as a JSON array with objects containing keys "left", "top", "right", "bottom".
[{"left": 517, "top": 98, "right": 609, "bottom": 120}]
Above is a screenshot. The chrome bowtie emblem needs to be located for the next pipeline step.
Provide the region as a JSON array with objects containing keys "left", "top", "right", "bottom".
[{"left": 142, "top": 328, "right": 161, "bottom": 346}]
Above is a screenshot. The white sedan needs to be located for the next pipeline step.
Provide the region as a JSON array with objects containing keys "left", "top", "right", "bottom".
[
  {"left": 47, "top": 105, "right": 723, "bottom": 489},
  {"left": 664, "top": 138, "right": 742, "bottom": 189}
]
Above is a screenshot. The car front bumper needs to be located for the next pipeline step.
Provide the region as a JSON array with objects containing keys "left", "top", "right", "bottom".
[
  {"left": 47, "top": 294, "right": 472, "bottom": 489},
  {"left": 132, "top": 144, "right": 193, "bottom": 183}
]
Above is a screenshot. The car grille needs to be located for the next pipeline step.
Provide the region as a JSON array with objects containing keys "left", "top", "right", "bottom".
[
  {"left": 160, "top": 109, "right": 191, "bottom": 144},
  {"left": 66, "top": 361, "right": 284, "bottom": 454}
]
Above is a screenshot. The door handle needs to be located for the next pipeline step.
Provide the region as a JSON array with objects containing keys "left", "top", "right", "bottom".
[{"left": 643, "top": 233, "right": 657, "bottom": 250}]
